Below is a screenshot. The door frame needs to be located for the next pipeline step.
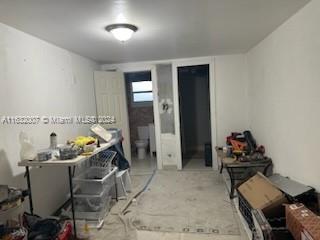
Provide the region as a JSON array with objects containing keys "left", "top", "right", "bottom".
[
  {"left": 110, "top": 64, "right": 163, "bottom": 170},
  {"left": 172, "top": 56, "right": 218, "bottom": 170}
]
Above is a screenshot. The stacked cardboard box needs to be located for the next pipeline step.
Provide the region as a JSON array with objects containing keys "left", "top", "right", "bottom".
[
  {"left": 238, "top": 172, "right": 287, "bottom": 216},
  {"left": 286, "top": 203, "right": 320, "bottom": 240},
  {"left": 237, "top": 172, "right": 289, "bottom": 233}
]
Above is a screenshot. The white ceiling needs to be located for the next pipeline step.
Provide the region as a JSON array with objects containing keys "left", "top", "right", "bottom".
[{"left": 0, "top": 0, "right": 309, "bottom": 63}]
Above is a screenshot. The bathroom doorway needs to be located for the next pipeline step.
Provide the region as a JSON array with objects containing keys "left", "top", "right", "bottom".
[
  {"left": 124, "top": 71, "right": 157, "bottom": 170},
  {"left": 177, "top": 64, "right": 212, "bottom": 169}
]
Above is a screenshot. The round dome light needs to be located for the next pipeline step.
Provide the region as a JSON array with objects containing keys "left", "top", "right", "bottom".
[{"left": 105, "top": 24, "right": 138, "bottom": 42}]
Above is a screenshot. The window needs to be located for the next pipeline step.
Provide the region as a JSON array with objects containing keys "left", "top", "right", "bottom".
[
  {"left": 125, "top": 71, "right": 153, "bottom": 106},
  {"left": 132, "top": 81, "right": 153, "bottom": 102}
]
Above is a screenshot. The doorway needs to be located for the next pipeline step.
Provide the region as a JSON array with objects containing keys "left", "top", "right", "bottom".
[
  {"left": 124, "top": 71, "right": 157, "bottom": 171},
  {"left": 178, "top": 64, "right": 212, "bottom": 169}
]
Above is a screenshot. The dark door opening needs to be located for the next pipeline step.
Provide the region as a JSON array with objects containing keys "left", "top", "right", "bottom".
[{"left": 178, "top": 64, "right": 211, "bottom": 169}]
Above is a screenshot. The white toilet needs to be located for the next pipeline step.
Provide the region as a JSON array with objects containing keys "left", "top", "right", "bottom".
[{"left": 135, "top": 126, "right": 149, "bottom": 160}]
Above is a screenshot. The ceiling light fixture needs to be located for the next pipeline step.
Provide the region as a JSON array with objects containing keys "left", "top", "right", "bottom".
[{"left": 105, "top": 23, "right": 138, "bottom": 42}]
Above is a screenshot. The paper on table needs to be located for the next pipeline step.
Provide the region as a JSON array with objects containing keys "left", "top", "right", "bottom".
[{"left": 90, "top": 124, "right": 112, "bottom": 142}]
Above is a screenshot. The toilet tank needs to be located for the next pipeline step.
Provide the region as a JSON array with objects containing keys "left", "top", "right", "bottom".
[{"left": 137, "top": 126, "right": 149, "bottom": 140}]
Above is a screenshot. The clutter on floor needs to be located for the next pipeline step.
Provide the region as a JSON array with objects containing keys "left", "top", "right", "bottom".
[
  {"left": 0, "top": 187, "right": 72, "bottom": 240},
  {"left": 216, "top": 130, "right": 273, "bottom": 198},
  {"left": 237, "top": 172, "right": 288, "bottom": 231},
  {"left": 237, "top": 173, "right": 318, "bottom": 240},
  {"left": 0, "top": 187, "right": 28, "bottom": 213},
  {"left": 286, "top": 203, "right": 320, "bottom": 240},
  {"left": 23, "top": 213, "right": 72, "bottom": 240},
  {"left": 215, "top": 130, "right": 320, "bottom": 240},
  {"left": 0, "top": 187, "right": 28, "bottom": 240}
]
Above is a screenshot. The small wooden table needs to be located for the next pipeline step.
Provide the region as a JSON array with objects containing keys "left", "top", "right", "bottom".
[
  {"left": 215, "top": 147, "right": 237, "bottom": 173},
  {"left": 226, "top": 160, "right": 273, "bottom": 198},
  {"left": 215, "top": 146, "right": 273, "bottom": 198}
]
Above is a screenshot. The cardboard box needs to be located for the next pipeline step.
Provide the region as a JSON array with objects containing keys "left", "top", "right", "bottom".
[
  {"left": 238, "top": 172, "right": 287, "bottom": 214},
  {"left": 286, "top": 203, "right": 320, "bottom": 240}
]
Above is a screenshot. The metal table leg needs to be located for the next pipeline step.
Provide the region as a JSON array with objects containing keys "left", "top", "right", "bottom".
[
  {"left": 230, "top": 178, "right": 235, "bottom": 199},
  {"left": 226, "top": 167, "right": 236, "bottom": 199},
  {"left": 25, "top": 167, "right": 34, "bottom": 215},
  {"left": 68, "top": 166, "right": 77, "bottom": 239},
  {"left": 219, "top": 163, "right": 224, "bottom": 174},
  {"left": 114, "top": 170, "right": 118, "bottom": 202}
]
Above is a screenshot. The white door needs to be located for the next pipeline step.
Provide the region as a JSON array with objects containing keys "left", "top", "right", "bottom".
[{"left": 94, "top": 71, "right": 131, "bottom": 163}]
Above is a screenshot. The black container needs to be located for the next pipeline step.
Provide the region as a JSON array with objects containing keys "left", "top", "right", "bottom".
[
  {"left": 238, "top": 189, "right": 293, "bottom": 240},
  {"left": 204, "top": 143, "right": 212, "bottom": 167},
  {"left": 252, "top": 209, "right": 294, "bottom": 240},
  {"left": 238, "top": 190, "right": 255, "bottom": 230}
]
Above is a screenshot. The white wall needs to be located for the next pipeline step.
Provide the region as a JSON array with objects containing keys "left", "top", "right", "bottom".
[
  {"left": 215, "top": 55, "right": 249, "bottom": 146},
  {"left": 246, "top": 0, "right": 320, "bottom": 191},
  {"left": 157, "top": 64, "right": 175, "bottom": 134},
  {"left": 0, "top": 23, "right": 98, "bottom": 216}
]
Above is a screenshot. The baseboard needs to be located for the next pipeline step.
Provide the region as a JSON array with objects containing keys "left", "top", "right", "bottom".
[{"left": 162, "top": 165, "right": 178, "bottom": 170}]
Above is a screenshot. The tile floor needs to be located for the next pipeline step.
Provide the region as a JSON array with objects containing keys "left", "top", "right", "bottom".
[
  {"left": 130, "top": 154, "right": 157, "bottom": 173},
  {"left": 130, "top": 171, "right": 240, "bottom": 235},
  {"left": 182, "top": 150, "right": 213, "bottom": 171},
  {"left": 91, "top": 154, "right": 250, "bottom": 240},
  {"left": 183, "top": 158, "right": 212, "bottom": 170}
]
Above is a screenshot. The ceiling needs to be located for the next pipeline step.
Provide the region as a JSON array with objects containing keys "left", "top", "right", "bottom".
[{"left": 0, "top": 0, "right": 309, "bottom": 64}]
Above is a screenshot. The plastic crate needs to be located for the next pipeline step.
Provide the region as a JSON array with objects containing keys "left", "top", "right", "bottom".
[
  {"left": 90, "top": 150, "right": 116, "bottom": 172},
  {"left": 72, "top": 189, "right": 112, "bottom": 220},
  {"left": 73, "top": 197, "right": 111, "bottom": 221},
  {"left": 240, "top": 190, "right": 294, "bottom": 239},
  {"left": 67, "top": 198, "right": 111, "bottom": 222},
  {"left": 73, "top": 167, "right": 115, "bottom": 195}
]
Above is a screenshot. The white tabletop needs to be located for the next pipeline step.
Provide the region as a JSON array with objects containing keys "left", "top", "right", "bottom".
[{"left": 18, "top": 138, "right": 119, "bottom": 167}]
